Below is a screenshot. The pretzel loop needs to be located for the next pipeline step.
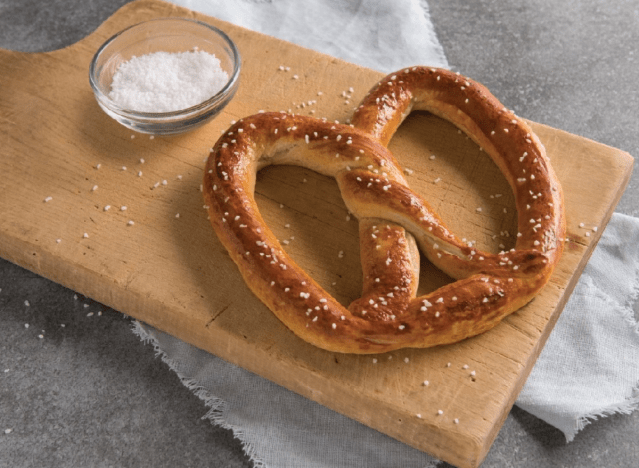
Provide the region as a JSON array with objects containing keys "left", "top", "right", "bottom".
[{"left": 203, "top": 67, "right": 565, "bottom": 354}]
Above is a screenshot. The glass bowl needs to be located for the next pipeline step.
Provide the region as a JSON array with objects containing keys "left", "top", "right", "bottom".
[{"left": 89, "top": 18, "right": 241, "bottom": 135}]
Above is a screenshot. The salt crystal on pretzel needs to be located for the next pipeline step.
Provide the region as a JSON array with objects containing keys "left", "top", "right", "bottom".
[{"left": 203, "top": 67, "right": 565, "bottom": 354}]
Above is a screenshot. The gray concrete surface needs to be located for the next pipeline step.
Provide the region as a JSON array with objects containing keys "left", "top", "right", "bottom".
[{"left": 1, "top": 1, "right": 637, "bottom": 467}]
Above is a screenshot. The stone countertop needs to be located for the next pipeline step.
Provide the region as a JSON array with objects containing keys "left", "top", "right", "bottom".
[{"left": 1, "top": 1, "right": 637, "bottom": 467}]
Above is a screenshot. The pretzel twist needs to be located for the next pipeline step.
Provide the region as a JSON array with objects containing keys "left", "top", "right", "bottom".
[{"left": 203, "top": 67, "right": 565, "bottom": 354}]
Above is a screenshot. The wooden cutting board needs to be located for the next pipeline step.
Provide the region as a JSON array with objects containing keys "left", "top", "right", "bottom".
[{"left": 0, "top": 1, "right": 633, "bottom": 466}]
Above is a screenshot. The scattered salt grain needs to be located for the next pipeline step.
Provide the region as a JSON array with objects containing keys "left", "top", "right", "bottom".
[{"left": 108, "top": 50, "right": 229, "bottom": 112}]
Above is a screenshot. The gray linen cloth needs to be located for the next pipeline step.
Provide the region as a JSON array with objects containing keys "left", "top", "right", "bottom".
[{"left": 132, "top": 0, "right": 639, "bottom": 465}]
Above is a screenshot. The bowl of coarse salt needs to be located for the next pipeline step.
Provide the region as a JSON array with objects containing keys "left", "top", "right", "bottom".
[{"left": 89, "top": 18, "right": 241, "bottom": 135}]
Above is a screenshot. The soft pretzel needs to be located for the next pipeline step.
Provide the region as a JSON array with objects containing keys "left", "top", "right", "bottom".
[{"left": 203, "top": 67, "right": 565, "bottom": 354}]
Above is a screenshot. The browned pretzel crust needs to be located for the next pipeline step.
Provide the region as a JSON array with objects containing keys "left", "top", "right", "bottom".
[{"left": 203, "top": 67, "right": 565, "bottom": 354}]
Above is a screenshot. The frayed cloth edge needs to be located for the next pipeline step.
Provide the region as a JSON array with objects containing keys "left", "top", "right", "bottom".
[
  {"left": 131, "top": 321, "right": 269, "bottom": 468},
  {"left": 566, "top": 276, "right": 639, "bottom": 443},
  {"left": 566, "top": 393, "right": 639, "bottom": 443}
]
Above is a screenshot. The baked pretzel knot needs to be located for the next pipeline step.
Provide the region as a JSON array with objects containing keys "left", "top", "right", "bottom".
[{"left": 203, "top": 67, "right": 565, "bottom": 354}]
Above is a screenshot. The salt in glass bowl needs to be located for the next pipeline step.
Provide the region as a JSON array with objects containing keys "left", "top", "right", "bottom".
[{"left": 89, "top": 18, "right": 241, "bottom": 135}]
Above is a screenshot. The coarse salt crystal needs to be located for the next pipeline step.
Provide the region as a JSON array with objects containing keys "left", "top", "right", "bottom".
[{"left": 108, "top": 50, "right": 229, "bottom": 113}]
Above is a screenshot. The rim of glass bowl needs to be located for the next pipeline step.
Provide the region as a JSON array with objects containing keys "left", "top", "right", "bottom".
[{"left": 89, "top": 18, "right": 241, "bottom": 121}]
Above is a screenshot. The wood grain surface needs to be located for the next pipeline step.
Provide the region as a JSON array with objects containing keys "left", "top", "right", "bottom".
[{"left": 0, "top": 1, "right": 633, "bottom": 466}]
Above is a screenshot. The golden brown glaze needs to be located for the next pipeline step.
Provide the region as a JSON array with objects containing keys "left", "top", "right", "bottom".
[{"left": 203, "top": 67, "right": 566, "bottom": 354}]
